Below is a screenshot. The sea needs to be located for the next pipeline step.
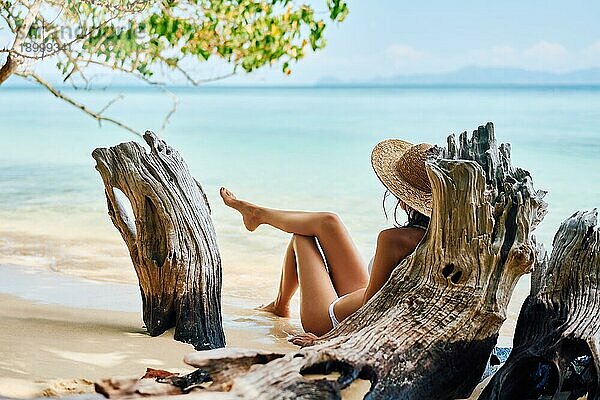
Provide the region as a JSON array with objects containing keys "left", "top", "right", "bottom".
[{"left": 1, "top": 84, "right": 599, "bottom": 343}]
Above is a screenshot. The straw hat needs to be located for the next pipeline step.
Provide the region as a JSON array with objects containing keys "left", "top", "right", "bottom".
[{"left": 371, "top": 139, "right": 434, "bottom": 217}]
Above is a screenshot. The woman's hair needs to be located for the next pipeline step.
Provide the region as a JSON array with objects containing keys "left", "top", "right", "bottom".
[{"left": 382, "top": 190, "right": 430, "bottom": 228}]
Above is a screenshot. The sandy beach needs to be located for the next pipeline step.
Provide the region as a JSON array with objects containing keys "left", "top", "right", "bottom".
[
  {"left": 0, "top": 293, "right": 494, "bottom": 400},
  {"left": 0, "top": 263, "right": 303, "bottom": 398},
  {"left": 0, "top": 260, "right": 524, "bottom": 399},
  {"left": 0, "top": 293, "right": 194, "bottom": 398}
]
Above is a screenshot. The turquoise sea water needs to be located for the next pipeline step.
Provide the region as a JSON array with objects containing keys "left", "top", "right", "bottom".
[{"left": 1, "top": 85, "right": 599, "bottom": 312}]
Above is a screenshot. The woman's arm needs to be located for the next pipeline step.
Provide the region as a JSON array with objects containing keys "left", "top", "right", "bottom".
[
  {"left": 332, "top": 288, "right": 366, "bottom": 322},
  {"left": 362, "top": 227, "right": 425, "bottom": 304},
  {"left": 335, "top": 228, "right": 423, "bottom": 318}
]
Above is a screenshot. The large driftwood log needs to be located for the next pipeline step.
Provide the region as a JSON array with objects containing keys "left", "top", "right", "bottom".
[
  {"left": 126, "top": 122, "right": 544, "bottom": 400},
  {"left": 480, "top": 209, "right": 600, "bottom": 400},
  {"left": 94, "top": 123, "right": 552, "bottom": 399},
  {"left": 92, "top": 131, "right": 225, "bottom": 350}
]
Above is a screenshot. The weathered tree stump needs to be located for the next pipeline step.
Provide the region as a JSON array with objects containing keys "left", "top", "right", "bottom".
[
  {"left": 92, "top": 131, "right": 225, "bottom": 350},
  {"left": 155, "top": 122, "right": 546, "bottom": 399},
  {"left": 479, "top": 208, "right": 600, "bottom": 400}
]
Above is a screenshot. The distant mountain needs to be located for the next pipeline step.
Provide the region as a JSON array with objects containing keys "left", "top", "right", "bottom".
[{"left": 316, "top": 66, "right": 600, "bottom": 86}]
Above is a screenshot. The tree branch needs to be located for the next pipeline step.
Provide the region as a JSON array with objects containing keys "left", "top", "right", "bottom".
[
  {"left": 156, "top": 55, "right": 237, "bottom": 85},
  {"left": 0, "top": 5, "right": 18, "bottom": 31},
  {"left": 16, "top": 71, "right": 142, "bottom": 137},
  {"left": 53, "top": 35, "right": 90, "bottom": 85},
  {"left": 160, "top": 88, "right": 179, "bottom": 132},
  {"left": 71, "top": 58, "right": 180, "bottom": 131},
  {"left": 189, "top": 70, "right": 236, "bottom": 84},
  {"left": 0, "top": 12, "right": 124, "bottom": 62},
  {"left": 72, "top": 58, "right": 165, "bottom": 86},
  {"left": 97, "top": 93, "right": 124, "bottom": 115},
  {"left": 12, "top": 0, "right": 41, "bottom": 49},
  {"left": 0, "top": 0, "right": 42, "bottom": 83}
]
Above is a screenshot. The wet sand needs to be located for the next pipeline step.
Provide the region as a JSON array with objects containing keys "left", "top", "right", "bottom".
[
  {"left": 0, "top": 293, "right": 193, "bottom": 398},
  {"left": 0, "top": 262, "right": 525, "bottom": 398},
  {"left": 0, "top": 264, "right": 302, "bottom": 398}
]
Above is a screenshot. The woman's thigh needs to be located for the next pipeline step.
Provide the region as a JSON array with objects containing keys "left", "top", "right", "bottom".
[
  {"left": 317, "top": 213, "right": 369, "bottom": 296},
  {"left": 293, "top": 234, "right": 338, "bottom": 336}
]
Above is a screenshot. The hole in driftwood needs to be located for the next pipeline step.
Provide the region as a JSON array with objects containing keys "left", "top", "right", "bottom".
[
  {"left": 300, "top": 359, "right": 377, "bottom": 399},
  {"left": 561, "top": 354, "right": 594, "bottom": 398},
  {"left": 499, "top": 204, "right": 518, "bottom": 266},
  {"left": 143, "top": 196, "right": 167, "bottom": 268},
  {"left": 301, "top": 362, "right": 376, "bottom": 399},
  {"left": 157, "top": 368, "right": 212, "bottom": 392},
  {"left": 451, "top": 270, "right": 463, "bottom": 284},
  {"left": 253, "top": 353, "right": 285, "bottom": 364},
  {"left": 301, "top": 360, "right": 351, "bottom": 376},
  {"left": 112, "top": 187, "right": 137, "bottom": 236},
  {"left": 583, "top": 225, "right": 595, "bottom": 248},
  {"left": 499, "top": 357, "right": 560, "bottom": 399},
  {"left": 442, "top": 263, "right": 455, "bottom": 278}
]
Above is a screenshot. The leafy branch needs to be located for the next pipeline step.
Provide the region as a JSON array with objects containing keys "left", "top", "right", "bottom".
[{"left": 0, "top": 0, "right": 349, "bottom": 136}]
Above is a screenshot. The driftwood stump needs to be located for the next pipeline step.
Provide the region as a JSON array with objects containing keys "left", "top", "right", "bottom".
[
  {"left": 480, "top": 209, "right": 600, "bottom": 399},
  {"left": 157, "top": 122, "right": 546, "bottom": 399},
  {"left": 92, "top": 131, "right": 225, "bottom": 350}
]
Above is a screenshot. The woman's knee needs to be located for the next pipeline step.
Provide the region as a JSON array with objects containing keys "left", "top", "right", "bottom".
[{"left": 318, "top": 212, "right": 342, "bottom": 233}]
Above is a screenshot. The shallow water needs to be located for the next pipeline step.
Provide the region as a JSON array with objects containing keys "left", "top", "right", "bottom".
[
  {"left": 1, "top": 85, "right": 599, "bottom": 343},
  {"left": 0, "top": 263, "right": 301, "bottom": 353}
]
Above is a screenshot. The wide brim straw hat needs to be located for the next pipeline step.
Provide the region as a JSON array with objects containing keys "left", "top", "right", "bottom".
[{"left": 371, "top": 139, "right": 434, "bottom": 217}]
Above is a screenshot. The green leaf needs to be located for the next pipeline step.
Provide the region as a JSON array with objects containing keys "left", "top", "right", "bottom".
[
  {"left": 6, "top": 0, "right": 349, "bottom": 85},
  {"left": 327, "top": 0, "right": 348, "bottom": 21}
]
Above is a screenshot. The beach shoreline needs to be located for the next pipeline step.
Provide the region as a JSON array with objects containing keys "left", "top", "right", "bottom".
[
  {"left": 0, "top": 263, "right": 303, "bottom": 399},
  {"left": 0, "top": 260, "right": 523, "bottom": 398},
  {"left": 0, "top": 292, "right": 194, "bottom": 398},
  {"left": 0, "top": 291, "right": 491, "bottom": 400}
]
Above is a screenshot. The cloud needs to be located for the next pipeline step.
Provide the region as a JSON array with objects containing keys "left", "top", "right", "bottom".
[
  {"left": 466, "top": 41, "right": 571, "bottom": 71},
  {"left": 523, "top": 41, "right": 567, "bottom": 60},
  {"left": 469, "top": 45, "right": 517, "bottom": 66},
  {"left": 386, "top": 44, "right": 428, "bottom": 66}
]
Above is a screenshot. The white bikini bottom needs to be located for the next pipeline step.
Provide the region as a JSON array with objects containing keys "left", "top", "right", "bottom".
[{"left": 328, "top": 293, "right": 350, "bottom": 328}]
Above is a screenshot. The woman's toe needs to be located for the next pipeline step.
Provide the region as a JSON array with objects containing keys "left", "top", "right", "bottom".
[{"left": 220, "top": 187, "right": 234, "bottom": 202}]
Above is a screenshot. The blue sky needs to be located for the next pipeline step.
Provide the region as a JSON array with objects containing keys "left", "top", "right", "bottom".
[
  {"left": 3, "top": 1, "right": 600, "bottom": 85},
  {"left": 231, "top": 0, "right": 600, "bottom": 84}
]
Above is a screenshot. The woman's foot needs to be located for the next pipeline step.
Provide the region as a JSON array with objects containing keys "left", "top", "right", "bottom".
[
  {"left": 256, "top": 301, "right": 290, "bottom": 318},
  {"left": 220, "top": 187, "right": 263, "bottom": 231}
]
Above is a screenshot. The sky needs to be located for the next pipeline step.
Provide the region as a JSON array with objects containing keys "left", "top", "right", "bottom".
[
  {"left": 3, "top": 0, "right": 600, "bottom": 85},
  {"left": 231, "top": 0, "right": 600, "bottom": 84}
]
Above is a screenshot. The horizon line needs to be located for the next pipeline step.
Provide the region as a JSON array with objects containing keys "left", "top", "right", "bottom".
[{"left": 5, "top": 82, "right": 600, "bottom": 90}]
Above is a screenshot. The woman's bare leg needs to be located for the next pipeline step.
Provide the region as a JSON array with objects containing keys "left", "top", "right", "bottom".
[
  {"left": 292, "top": 234, "right": 338, "bottom": 336},
  {"left": 220, "top": 188, "right": 369, "bottom": 295},
  {"left": 257, "top": 239, "right": 297, "bottom": 317}
]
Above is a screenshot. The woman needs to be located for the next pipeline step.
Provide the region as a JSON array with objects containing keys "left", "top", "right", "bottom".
[{"left": 220, "top": 139, "right": 434, "bottom": 346}]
